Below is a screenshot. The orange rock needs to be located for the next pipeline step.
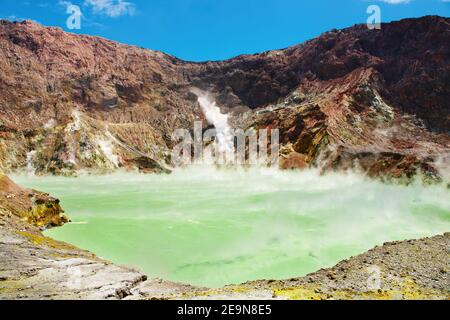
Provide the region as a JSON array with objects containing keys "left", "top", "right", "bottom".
[{"left": 281, "top": 152, "right": 308, "bottom": 171}]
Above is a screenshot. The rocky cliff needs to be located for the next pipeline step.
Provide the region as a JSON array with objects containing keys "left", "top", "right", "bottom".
[{"left": 0, "top": 16, "right": 448, "bottom": 179}]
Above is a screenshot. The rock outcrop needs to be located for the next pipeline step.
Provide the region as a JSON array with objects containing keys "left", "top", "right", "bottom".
[
  {"left": 0, "top": 16, "right": 448, "bottom": 180},
  {"left": 0, "top": 172, "right": 68, "bottom": 228},
  {"left": 0, "top": 161, "right": 448, "bottom": 300}
]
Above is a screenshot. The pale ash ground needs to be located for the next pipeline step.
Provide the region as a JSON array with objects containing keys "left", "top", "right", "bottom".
[{"left": 0, "top": 204, "right": 448, "bottom": 300}]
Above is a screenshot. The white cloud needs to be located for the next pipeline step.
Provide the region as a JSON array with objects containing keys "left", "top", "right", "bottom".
[
  {"left": 58, "top": 0, "right": 73, "bottom": 9},
  {"left": 84, "top": 0, "right": 136, "bottom": 18}
]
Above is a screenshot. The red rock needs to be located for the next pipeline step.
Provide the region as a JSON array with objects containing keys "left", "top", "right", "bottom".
[{"left": 0, "top": 17, "right": 448, "bottom": 180}]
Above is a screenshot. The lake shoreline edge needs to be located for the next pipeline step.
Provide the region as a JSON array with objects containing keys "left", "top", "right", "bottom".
[{"left": 0, "top": 173, "right": 448, "bottom": 300}]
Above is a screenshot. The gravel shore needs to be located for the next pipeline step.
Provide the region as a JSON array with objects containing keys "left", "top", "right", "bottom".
[{"left": 0, "top": 173, "right": 448, "bottom": 300}]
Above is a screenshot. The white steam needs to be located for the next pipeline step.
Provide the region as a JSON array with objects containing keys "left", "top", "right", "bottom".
[
  {"left": 15, "top": 167, "right": 450, "bottom": 288},
  {"left": 191, "top": 88, "right": 234, "bottom": 157},
  {"left": 26, "top": 151, "right": 37, "bottom": 176}
]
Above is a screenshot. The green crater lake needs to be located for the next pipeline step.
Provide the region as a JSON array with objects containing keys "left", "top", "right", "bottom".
[{"left": 13, "top": 168, "right": 450, "bottom": 288}]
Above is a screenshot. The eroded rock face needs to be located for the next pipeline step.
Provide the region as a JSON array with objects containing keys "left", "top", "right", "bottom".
[
  {"left": 0, "top": 16, "right": 448, "bottom": 180},
  {"left": 0, "top": 173, "right": 68, "bottom": 228}
]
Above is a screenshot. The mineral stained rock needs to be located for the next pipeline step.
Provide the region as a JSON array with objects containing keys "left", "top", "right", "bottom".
[
  {"left": 0, "top": 16, "right": 448, "bottom": 180},
  {"left": 0, "top": 173, "right": 68, "bottom": 228}
]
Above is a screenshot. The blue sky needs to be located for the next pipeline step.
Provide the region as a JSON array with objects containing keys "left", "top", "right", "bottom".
[{"left": 1, "top": 0, "right": 449, "bottom": 61}]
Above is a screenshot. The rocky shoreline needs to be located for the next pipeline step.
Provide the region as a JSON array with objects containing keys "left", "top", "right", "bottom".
[
  {"left": 186, "top": 233, "right": 449, "bottom": 300},
  {"left": 0, "top": 171, "right": 203, "bottom": 299},
  {"left": 0, "top": 172, "right": 448, "bottom": 300}
]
